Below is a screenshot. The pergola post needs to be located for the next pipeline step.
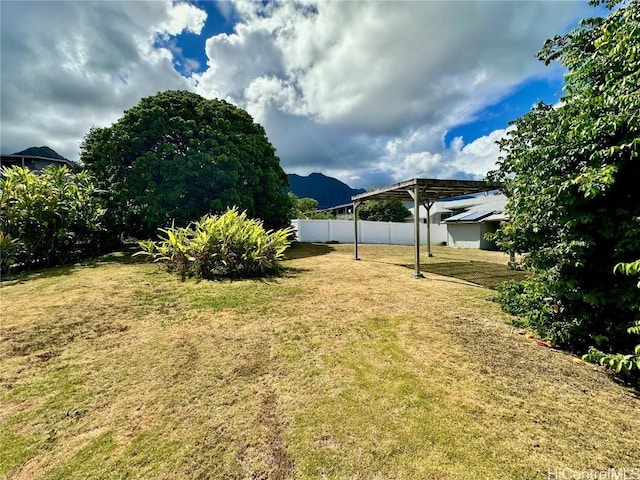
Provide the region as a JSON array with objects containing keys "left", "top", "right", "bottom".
[
  {"left": 410, "top": 186, "right": 424, "bottom": 278},
  {"left": 422, "top": 200, "right": 434, "bottom": 258},
  {"left": 353, "top": 200, "right": 361, "bottom": 260}
]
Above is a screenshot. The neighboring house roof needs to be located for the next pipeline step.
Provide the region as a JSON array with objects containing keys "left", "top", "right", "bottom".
[
  {"left": 317, "top": 202, "right": 354, "bottom": 212},
  {"left": 446, "top": 210, "right": 494, "bottom": 222},
  {"left": 444, "top": 210, "right": 509, "bottom": 223},
  {"left": 405, "top": 191, "right": 508, "bottom": 223},
  {"left": 432, "top": 190, "right": 506, "bottom": 214},
  {"left": 0, "top": 154, "right": 74, "bottom": 170},
  {"left": 441, "top": 192, "right": 508, "bottom": 223},
  {"left": 481, "top": 212, "right": 509, "bottom": 222}
]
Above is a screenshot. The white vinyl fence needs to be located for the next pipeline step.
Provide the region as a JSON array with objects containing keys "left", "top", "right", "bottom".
[{"left": 291, "top": 219, "right": 447, "bottom": 245}]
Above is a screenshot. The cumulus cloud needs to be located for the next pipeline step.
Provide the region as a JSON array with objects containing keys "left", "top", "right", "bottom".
[
  {"left": 1, "top": 0, "right": 588, "bottom": 189},
  {"left": 193, "top": 0, "right": 586, "bottom": 185},
  {"left": 378, "top": 128, "right": 512, "bottom": 184},
  {"left": 0, "top": 0, "right": 205, "bottom": 159}
]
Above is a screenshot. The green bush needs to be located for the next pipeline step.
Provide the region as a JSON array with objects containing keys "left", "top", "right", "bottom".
[
  {"left": 583, "top": 320, "right": 640, "bottom": 374},
  {"left": 0, "top": 165, "right": 109, "bottom": 273},
  {"left": 583, "top": 260, "right": 640, "bottom": 379},
  {"left": 488, "top": 1, "right": 640, "bottom": 352},
  {"left": 136, "top": 208, "right": 293, "bottom": 279},
  {"left": 358, "top": 200, "right": 410, "bottom": 222}
]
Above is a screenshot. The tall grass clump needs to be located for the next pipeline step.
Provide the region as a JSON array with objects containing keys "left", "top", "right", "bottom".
[{"left": 136, "top": 208, "right": 292, "bottom": 279}]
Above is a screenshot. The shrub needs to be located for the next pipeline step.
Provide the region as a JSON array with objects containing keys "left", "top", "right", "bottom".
[
  {"left": 136, "top": 208, "right": 293, "bottom": 279},
  {"left": 583, "top": 260, "right": 640, "bottom": 380},
  {"left": 488, "top": 1, "right": 640, "bottom": 352},
  {"left": 583, "top": 320, "right": 640, "bottom": 374},
  {"left": 0, "top": 165, "right": 109, "bottom": 273}
]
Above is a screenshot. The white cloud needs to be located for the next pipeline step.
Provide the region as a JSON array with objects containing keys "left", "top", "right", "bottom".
[
  {"left": 1, "top": 0, "right": 589, "bottom": 189},
  {"left": 157, "top": 2, "right": 207, "bottom": 37},
  {"left": 0, "top": 0, "right": 205, "bottom": 159},
  {"left": 378, "top": 128, "right": 512, "bottom": 183},
  {"left": 192, "top": 0, "right": 587, "bottom": 185}
]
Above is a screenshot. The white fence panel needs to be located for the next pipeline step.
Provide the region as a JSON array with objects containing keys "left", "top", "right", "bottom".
[
  {"left": 329, "top": 220, "right": 354, "bottom": 243},
  {"left": 429, "top": 223, "right": 448, "bottom": 245},
  {"left": 360, "top": 220, "right": 391, "bottom": 244},
  {"left": 292, "top": 219, "right": 448, "bottom": 246},
  {"left": 389, "top": 222, "right": 416, "bottom": 245},
  {"left": 293, "top": 219, "right": 331, "bottom": 243}
]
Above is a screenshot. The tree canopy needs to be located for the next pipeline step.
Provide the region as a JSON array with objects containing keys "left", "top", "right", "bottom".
[
  {"left": 80, "top": 90, "right": 292, "bottom": 237},
  {"left": 358, "top": 200, "right": 411, "bottom": 222},
  {"left": 287, "top": 193, "right": 335, "bottom": 219},
  {"left": 292, "top": 195, "right": 319, "bottom": 216},
  {"left": 489, "top": 0, "right": 640, "bottom": 352}
]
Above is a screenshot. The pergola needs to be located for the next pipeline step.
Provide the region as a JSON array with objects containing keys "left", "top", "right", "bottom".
[{"left": 351, "top": 178, "right": 497, "bottom": 278}]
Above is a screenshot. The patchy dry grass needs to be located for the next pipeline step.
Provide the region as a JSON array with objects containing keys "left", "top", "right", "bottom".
[{"left": 1, "top": 243, "right": 638, "bottom": 479}]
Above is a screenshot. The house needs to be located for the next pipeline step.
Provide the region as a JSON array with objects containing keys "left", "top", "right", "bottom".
[
  {"left": 0, "top": 154, "right": 74, "bottom": 172},
  {"left": 315, "top": 202, "right": 354, "bottom": 219},
  {"left": 407, "top": 191, "right": 507, "bottom": 250}
]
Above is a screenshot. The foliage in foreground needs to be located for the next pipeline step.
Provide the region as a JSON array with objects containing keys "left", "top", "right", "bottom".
[
  {"left": 358, "top": 200, "right": 411, "bottom": 222},
  {"left": 80, "top": 90, "right": 293, "bottom": 238},
  {"left": 488, "top": 0, "right": 640, "bottom": 351},
  {"left": 136, "top": 208, "right": 292, "bottom": 279},
  {"left": 583, "top": 260, "right": 640, "bottom": 377},
  {"left": 0, "top": 165, "right": 110, "bottom": 273}
]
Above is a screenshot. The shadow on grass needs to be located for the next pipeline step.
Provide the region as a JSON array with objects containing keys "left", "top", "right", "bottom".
[
  {"left": 96, "top": 243, "right": 146, "bottom": 265},
  {"left": 399, "top": 261, "right": 529, "bottom": 290},
  {"left": 1, "top": 244, "right": 146, "bottom": 285},
  {"left": 2, "top": 243, "right": 321, "bottom": 286},
  {"left": 284, "top": 242, "right": 335, "bottom": 260}
]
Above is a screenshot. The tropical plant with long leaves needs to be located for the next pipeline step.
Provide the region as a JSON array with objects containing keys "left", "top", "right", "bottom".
[{"left": 136, "top": 208, "right": 292, "bottom": 279}]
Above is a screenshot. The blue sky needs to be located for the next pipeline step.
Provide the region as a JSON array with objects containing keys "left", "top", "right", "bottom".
[
  {"left": 444, "top": 76, "right": 565, "bottom": 147},
  {"left": 1, "top": 0, "right": 598, "bottom": 189}
]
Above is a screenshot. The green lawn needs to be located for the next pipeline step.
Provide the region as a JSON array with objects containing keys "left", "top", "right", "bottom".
[{"left": 1, "top": 243, "right": 638, "bottom": 479}]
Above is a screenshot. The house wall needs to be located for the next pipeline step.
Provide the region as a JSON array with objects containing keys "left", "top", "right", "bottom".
[
  {"left": 479, "top": 222, "right": 499, "bottom": 251},
  {"left": 291, "top": 219, "right": 447, "bottom": 245},
  {"left": 447, "top": 224, "right": 482, "bottom": 249},
  {"left": 447, "top": 222, "right": 500, "bottom": 250},
  {"left": 0, "top": 155, "right": 70, "bottom": 172}
]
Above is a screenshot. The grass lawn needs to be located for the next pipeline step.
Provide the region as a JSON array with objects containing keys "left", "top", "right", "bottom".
[{"left": 1, "top": 243, "right": 639, "bottom": 479}]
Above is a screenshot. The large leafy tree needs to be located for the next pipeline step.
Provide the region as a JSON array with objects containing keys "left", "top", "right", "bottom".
[
  {"left": 489, "top": 0, "right": 640, "bottom": 351},
  {"left": 358, "top": 200, "right": 411, "bottom": 222},
  {"left": 81, "top": 90, "right": 292, "bottom": 237}
]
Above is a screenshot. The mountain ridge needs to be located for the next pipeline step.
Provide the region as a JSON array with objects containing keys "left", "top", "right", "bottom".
[
  {"left": 12, "top": 146, "right": 69, "bottom": 160},
  {"left": 287, "top": 173, "right": 365, "bottom": 209}
]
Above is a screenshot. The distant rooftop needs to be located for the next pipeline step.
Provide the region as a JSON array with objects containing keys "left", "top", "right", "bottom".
[{"left": 1, "top": 154, "right": 74, "bottom": 170}]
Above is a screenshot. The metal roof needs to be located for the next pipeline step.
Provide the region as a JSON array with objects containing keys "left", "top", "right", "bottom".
[
  {"left": 445, "top": 210, "right": 494, "bottom": 223},
  {"left": 481, "top": 212, "right": 509, "bottom": 223},
  {"left": 351, "top": 178, "right": 497, "bottom": 203}
]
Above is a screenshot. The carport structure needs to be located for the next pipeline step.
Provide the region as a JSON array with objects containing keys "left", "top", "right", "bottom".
[{"left": 351, "top": 178, "right": 497, "bottom": 278}]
